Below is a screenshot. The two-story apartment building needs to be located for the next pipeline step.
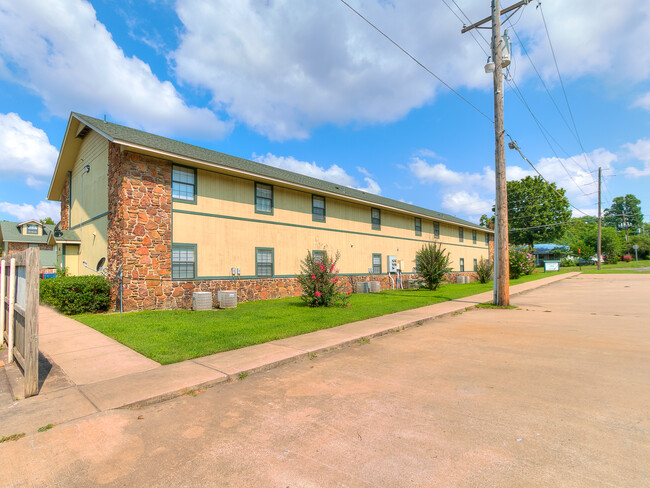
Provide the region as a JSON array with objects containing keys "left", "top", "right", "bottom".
[{"left": 47, "top": 113, "right": 493, "bottom": 311}]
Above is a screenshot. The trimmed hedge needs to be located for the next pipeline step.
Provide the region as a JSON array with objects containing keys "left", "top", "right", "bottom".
[{"left": 40, "top": 275, "right": 111, "bottom": 315}]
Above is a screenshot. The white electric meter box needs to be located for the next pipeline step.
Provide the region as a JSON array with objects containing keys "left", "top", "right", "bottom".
[{"left": 387, "top": 255, "right": 398, "bottom": 273}]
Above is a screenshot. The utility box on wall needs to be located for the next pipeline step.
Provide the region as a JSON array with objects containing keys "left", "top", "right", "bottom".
[{"left": 387, "top": 255, "right": 398, "bottom": 273}]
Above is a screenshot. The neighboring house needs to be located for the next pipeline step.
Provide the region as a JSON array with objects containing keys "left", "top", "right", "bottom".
[
  {"left": 47, "top": 113, "right": 494, "bottom": 311},
  {"left": 533, "top": 243, "right": 569, "bottom": 266},
  {"left": 0, "top": 220, "right": 57, "bottom": 271}
]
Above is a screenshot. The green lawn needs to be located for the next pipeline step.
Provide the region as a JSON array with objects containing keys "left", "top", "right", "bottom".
[
  {"left": 75, "top": 271, "right": 570, "bottom": 365},
  {"left": 558, "top": 259, "right": 650, "bottom": 274}
]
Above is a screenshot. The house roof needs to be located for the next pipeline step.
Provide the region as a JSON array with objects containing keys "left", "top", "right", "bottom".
[
  {"left": 47, "top": 229, "right": 81, "bottom": 246},
  {"left": 0, "top": 220, "right": 54, "bottom": 244},
  {"left": 48, "top": 112, "right": 492, "bottom": 232}
]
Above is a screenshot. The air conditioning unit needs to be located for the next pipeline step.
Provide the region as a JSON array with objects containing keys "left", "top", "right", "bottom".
[
  {"left": 192, "top": 292, "right": 213, "bottom": 311},
  {"left": 217, "top": 290, "right": 237, "bottom": 309},
  {"left": 455, "top": 276, "right": 470, "bottom": 284},
  {"left": 368, "top": 281, "right": 381, "bottom": 293},
  {"left": 355, "top": 282, "right": 370, "bottom": 294}
]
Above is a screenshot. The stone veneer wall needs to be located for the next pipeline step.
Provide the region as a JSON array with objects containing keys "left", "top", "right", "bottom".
[
  {"left": 107, "top": 144, "right": 173, "bottom": 311},
  {"left": 6, "top": 242, "right": 53, "bottom": 254},
  {"left": 59, "top": 171, "right": 71, "bottom": 230}
]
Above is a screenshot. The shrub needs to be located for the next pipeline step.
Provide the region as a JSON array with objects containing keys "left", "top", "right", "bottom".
[
  {"left": 415, "top": 242, "right": 452, "bottom": 290},
  {"left": 40, "top": 275, "right": 111, "bottom": 315},
  {"left": 509, "top": 246, "right": 535, "bottom": 279},
  {"left": 622, "top": 254, "right": 633, "bottom": 262},
  {"left": 297, "top": 250, "right": 350, "bottom": 307},
  {"left": 561, "top": 257, "right": 576, "bottom": 267},
  {"left": 475, "top": 257, "right": 492, "bottom": 284}
]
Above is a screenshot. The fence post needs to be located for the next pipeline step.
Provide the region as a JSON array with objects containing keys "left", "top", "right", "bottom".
[
  {"left": 7, "top": 258, "right": 15, "bottom": 364},
  {"left": 1, "top": 259, "right": 5, "bottom": 345},
  {"left": 24, "top": 247, "right": 40, "bottom": 397}
]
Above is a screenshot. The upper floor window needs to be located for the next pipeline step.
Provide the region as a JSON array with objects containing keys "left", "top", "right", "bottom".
[
  {"left": 415, "top": 217, "right": 422, "bottom": 236},
  {"left": 485, "top": 233, "right": 490, "bottom": 245},
  {"left": 172, "top": 166, "right": 196, "bottom": 202},
  {"left": 434, "top": 222, "right": 440, "bottom": 239},
  {"left": 312, "top": 195, "right": 325, "bottom": 222},
  {"left": 459, "top": 227, "right": 464, "bottom": 242},
  {"left": 472, "top": 230, "right": 477, "bottom": 244},
  {"left": 255, "top": 183, "right": 273, "bottom": 214},
  {"left": 26, "top": 224, "right": 38, "bottom": 235},
  {"left": 371, "top": 208, "right": 381, "bottom": 230}
]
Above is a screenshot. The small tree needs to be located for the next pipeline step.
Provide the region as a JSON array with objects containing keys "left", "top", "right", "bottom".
[
  {"left": 415, "top": 242, "right": 452, "bottom": 290},
  {"left": 297, "top": 250, "right": 350, "bottom": 307},
  {"left": 475, "top": 257, "right": 492, "bottom": 284}
]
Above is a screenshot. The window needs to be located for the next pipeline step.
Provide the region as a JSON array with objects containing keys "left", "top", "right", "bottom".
[
  {"left": 372, "top": 253, "right": 382, "bottom": 274},
  {"left": 172, "top": 165, "right": 196, "bottom": 202},
  {"left": 459, "top": 227, "right": 464, "bottom": 242},
  {"left": 255, "top": 183, "right": 273, "bottom": 214},
  {"left": 313, "top": 250, "right": 325, "bottom": 263},
  {"left": 371, "top": 208, "right": 381, "bottom": 230},
  {"left": 172, "top": 245, "right": 196, "bottom": 280},
  {"left": 256, "top": 248, "right": 274, "bottom": 277},
  {"left": 433, "top": 222, "right": 440, "bottom": 239},
  {"left": 485, "top": 233, "right": 490, "bottom": 245},
  {"left": 26, "top": 224, "right": 38, "bottom": 235},
  {"left": 473, "top": 258, "right": 478, "bottom": 270},
  {"left": 460, "top": 258, "right": 465, "bottom": 272},
  {"left": 472, "top": 230, "right": 477, "bottom": 244},
  {"left": 415, "top": 217, "right": 422, "bottom": 236},
  {"left": 312, "top": 195, "right": 325, "bottom": 222}
]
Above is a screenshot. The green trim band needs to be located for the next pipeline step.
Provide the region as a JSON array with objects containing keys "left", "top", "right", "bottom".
[
  {"left": 69, "top": 212, "right": 109, "bottom": 230},
  {"left": 173, "top": 209, "right": 488, "bottom": 250}
]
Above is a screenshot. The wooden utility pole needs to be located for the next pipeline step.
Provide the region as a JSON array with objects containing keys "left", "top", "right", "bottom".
[
  {"left": 462, "top": 0, "right": 531, "bottom": 305},
  {"left": 597, "top": 167, "right": 601, "bottom": 270}
]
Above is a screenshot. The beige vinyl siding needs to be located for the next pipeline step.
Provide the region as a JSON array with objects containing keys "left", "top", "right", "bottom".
[
  {"left": 68, "top": 131, "right": 109, "bottom": 276},
  {"left": 172, "top": 169, "right": 489, "bottom": 277}
]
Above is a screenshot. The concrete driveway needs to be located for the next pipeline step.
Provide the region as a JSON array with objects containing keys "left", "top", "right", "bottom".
[{"left": 1, "top": 274, "right": 648, "bottom": 487}]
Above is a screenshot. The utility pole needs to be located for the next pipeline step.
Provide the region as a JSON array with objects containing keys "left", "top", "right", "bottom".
[
  {"left": 597, "top": 167, "right": 601, "bottom": 271},
  {"left": 461, "top": 0, "right": 531, "bottom": 305}
]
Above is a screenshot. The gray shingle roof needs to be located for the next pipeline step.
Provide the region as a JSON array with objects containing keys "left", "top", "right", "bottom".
[
  {"left": 73, "top": 112, "right": 490, "bottom": 232},
  {"left": 0, "top": 221, "right": 54, "bottom": 244}
]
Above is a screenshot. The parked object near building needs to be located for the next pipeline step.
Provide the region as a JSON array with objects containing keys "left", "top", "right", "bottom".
[
  {"left": 0, "top": 220, "right": 57, "bottom": 273},
  {"left": 47, "top": 113, "right": 494, "bottom": 311}
]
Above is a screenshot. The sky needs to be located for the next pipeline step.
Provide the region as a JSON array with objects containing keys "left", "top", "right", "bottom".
[{"left": 1, "top": 0, "right": 649, "bottom": 226}]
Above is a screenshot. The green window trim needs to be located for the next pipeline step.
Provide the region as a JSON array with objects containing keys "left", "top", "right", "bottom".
[
  {"left": 371, "top": 208, "right": 381, "bottom": 231},
  {"left": 414, "top": 217, "right": 422, "bottom": 236},
  {"left": 312, "top": 195, "right": 326, "bottom": 222},
  {"left": 372, "top": 253, "right": 382, "bottom": 274},
  {"left": 255, "top": 182, "right": 274, "bottom": 215},
  {"left": 172, "top": 164, "right": 197, "bottom": 204},
  {"left": 256, "top": 247, "right": 274, "bottom": 277},
  {"left": 312, "top": 250, "right": 326, "bottom": 263},
  {"left": 458, "top": 227, "right": 464, "bottom": 242},
  {"left": 172, "top": 243, "right": 197, "bottom": 280},
  {"left": 26, "top": 224, "right": 39, "bottom": 235},
  {"left": 433, "top": 222, "right": 440, "bottom": 239},
  {"left": 473, "top": 258, "right": 478, "bottom": 271},
  {"left": 485, "top": 232, "right": 490, "bottom": 245},
  {"left": 472, "top": 230, "right": 477, "bottom": 244}
]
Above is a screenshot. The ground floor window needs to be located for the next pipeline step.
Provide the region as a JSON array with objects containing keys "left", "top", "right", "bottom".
[
  {"left": 172, "top": 245, "right": 196, "bottom": 280},
  {"left": 473, "top": 258, "right": 478, "bottom": 270},
  {"left": 372, "top": 253, "right": 382, "bottom": 274},
  {"left": 256, "top": 248, "right": 274, "bottom": 277},
  {"left": 460, "top": 258, "right": 465, "bottom": 272},
  {"left": 312, "top": 250, "right": 325, "bottom": 263}
]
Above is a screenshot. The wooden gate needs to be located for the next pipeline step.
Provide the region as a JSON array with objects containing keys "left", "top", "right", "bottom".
[{"left": 1, "top": 247, "right": 39, "bottom": 398}]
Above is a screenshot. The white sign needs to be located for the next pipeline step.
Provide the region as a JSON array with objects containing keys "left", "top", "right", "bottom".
[{"left": 544, "top": 262, "right": 560, "bottom": 272}]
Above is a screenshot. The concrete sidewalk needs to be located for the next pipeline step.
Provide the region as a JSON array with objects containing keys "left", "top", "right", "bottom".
[{"left": 0, "top": 272, "right": 578, "bottom": 437}]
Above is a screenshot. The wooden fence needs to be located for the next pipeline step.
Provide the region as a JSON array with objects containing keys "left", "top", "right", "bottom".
[{"left": 1, "top": 247, "right": 39, "bottom": 398}]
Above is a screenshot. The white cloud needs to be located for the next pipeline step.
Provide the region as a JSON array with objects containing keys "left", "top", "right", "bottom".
[
  {"left": 441, "top": 191, "right": 493, "bottom": 216},
  {"left": 0, "top": 113, "right": 58, "bottom": 176},
  {"left": 622, "top": 138, "right": 650, "bottom": 177},
  {"left": 0, "top": 0, "right": 229, "bottom": 138},
  {"left": 172, "top": 0, "right": 490, "bottom": 140},
  {"left": 253, "top": 153, "right": 381, "bottom": 195},
  {"left": 632, "top": 93, "right": 650, "bottom": 111},
  {"left": 25, "top": 176, "right": 46, "bottom": 189},
  {"left": 0, "top": 201, "right": 60, "bottom": 222}
]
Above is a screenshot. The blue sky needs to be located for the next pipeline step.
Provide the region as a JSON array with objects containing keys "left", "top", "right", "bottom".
[{"left": 1, "top": 0, "right": 649, "bottom": 225}]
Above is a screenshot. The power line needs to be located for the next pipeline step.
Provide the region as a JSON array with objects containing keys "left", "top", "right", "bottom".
[{"left": 337, "top": 0, "right": 494, "bottom": 123}]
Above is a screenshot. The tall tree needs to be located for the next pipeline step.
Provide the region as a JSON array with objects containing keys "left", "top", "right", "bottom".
[
  {"left": 40, "top": 217, "right": 56, "bottom": 225},
  {"left": 603, "top": 194, "right": 643, "bottom": 231},
  {"left": 479, "top": 214, "right": 495, "bottom": 229},
  {"left": 499, "top": 176, "right": 571, "bottom": 246}
]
